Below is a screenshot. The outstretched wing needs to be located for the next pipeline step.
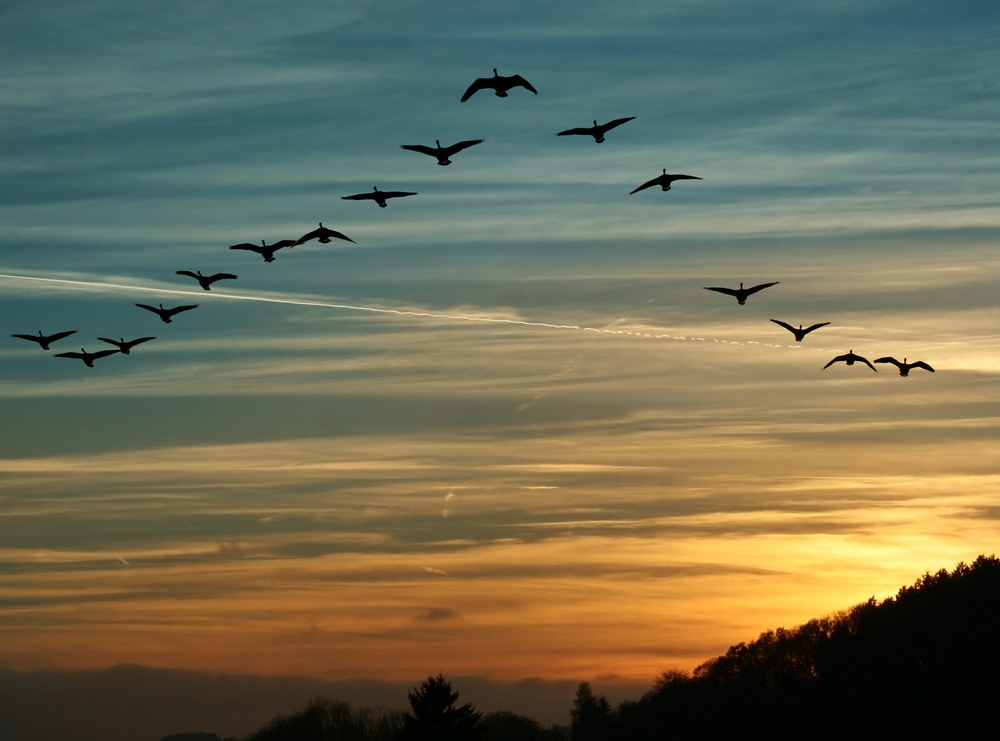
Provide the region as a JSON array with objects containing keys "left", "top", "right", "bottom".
[
  {"left": 858, "top": 355, "right": 877, "bottom": 371},
  {"left": 381, "top": 191, "right": 418, "bottom": 199},
  {"left": 54, "top": 351, "right": 85, "bottom": 360},
  {"left": 703, "top": 286, "right": 737, "bottom": 297},
  {"left": 135, "top": 303, "right": 160, "bottom": 314},
  {"left": 460, "top": 77, "right": 490, "bottom": 102},
  {"left": 803, "top": 322, "right": 830, "bottom": 334},
  {"left": 401, "top": 144, "right": 436, "bottom": 156},
  {"left": 602, "top": 116, "right": 635, "bottom": 131},
  {"left": 629, "top": 176, "right": 661, "bottom": 195},
  {"left": 176, "top": 270, "right": 199, "bottom": 279},
  {"left": 448, "top": 139, "right": 484, "bottom": 154},
  {"left": 745, "top": 281, "right": 779, "bottom": 296},
  {"left": 89, "top": 350, "right": 119, "bottom": 361},
  {"left": 342, "top": 192, "right": 375, "bottom": 201},
  {"left": 170, "top": 304, "right": 199, "bottom": 314},
  {"left": 770, "top": 319, "right": 796, "bottom": 333},
  {"left": 874, "top": 356, "right": 902, "bottom": 369},
  {"left": 507, "top": 74, "right": 537, "bottom": 95},
  {"left": 666, "top": 174, "right": 702, "bottom": 183},
  {"left": 229, "top": 243, "right": 263, "bottom": 253},
  {"left": 46, "top": 329, "right": 78, "bottom": 343},
  {"left": 910, "top": 361, "right": 934, "bottom": 372},
  {"left": 823, "top": 354, "right": 849, "bottom": 369},
  {"left": 556, "top": 126, "right": 592, "bottom": 137},
  {"left": 209, "top": 273, "right": 238, "bottom": 281}
]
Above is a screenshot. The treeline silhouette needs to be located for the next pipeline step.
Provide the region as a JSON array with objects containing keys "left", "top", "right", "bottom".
[
  {"left": 617, "top": 554, "right": 1000, "bottom": 739},
  {"left": 242, "top": 675, "right": 568, "bottom": 741},
  {"left": 202, "top": 555, "right": 999, "bottom": 740}
]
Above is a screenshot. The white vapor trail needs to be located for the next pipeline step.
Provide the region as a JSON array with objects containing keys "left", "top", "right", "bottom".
[{"left": 0, "top": 272, "right": 822, "bottom": 351}]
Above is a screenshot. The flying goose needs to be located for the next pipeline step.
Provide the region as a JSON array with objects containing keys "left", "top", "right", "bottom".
[
  {"left": 874, "top": 357, "right": 935, "bottom": 376},
  {"left": 400, "top": 139, "right": 484, "bottom": 166},
  {"left": 12, "top": 329, "right": 77, "bottom": 350},
  {"left": 98, "top": 336, "right": 155, "bottom": 354},
  {"left": 460, "top": 68, "right": 538, "bottom": 102},
  {"left": 770, "top": 319, "right": 830, "bottom": 342},
  {"left": 703, "top": 281, "right": 779, "bottom": 305},
  {"left": 229, "top": 239, "right": 295, "bottom": 263},
  {"left": 293, "top": 223, "right": 355, "bottom": 246},
  {"left": 630, "top": 169, "right": 702, "bottom": 195},
  {"left": 823, "top": 351, "right": 877, "bottom": 372},
  {"left": 342, "top": 186, "right": 417, "bottom": 208},
  {"left": 54, "top": 347, "right": 119, "bottom": 367},
  {"left": 176, "top": 270, "right": 238, "bottom": 290},
  {"left": 136, "top": 303, "right": 198, "bottom": 323},
  {"left": 557, "top": 117, "right": 635, "bottom": 143}
]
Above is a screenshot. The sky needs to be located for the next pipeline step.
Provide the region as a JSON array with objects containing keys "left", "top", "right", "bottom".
[{"left": 2, "top": 0, "right": 1000, "bottom": 736}]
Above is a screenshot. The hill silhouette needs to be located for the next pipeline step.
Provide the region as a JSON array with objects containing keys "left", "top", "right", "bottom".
[
  {"left": 619, "top": 554, "right": 1000, "bottom": 739},
  {"left": 234, "top": 555, "right": 1000, "bottom": 740}
]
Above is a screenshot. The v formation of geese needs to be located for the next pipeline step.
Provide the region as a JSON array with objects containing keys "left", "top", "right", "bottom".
[{"left": 13, "top": 67, "right": 934, "bottom": 378}]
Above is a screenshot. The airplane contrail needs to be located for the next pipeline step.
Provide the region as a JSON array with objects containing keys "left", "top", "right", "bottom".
[
  {"left": 0, "top": 272, "right": 584, "bottom": 331},
  {"left": 0, "top": 272, "right": 823, "bottom": 351}
]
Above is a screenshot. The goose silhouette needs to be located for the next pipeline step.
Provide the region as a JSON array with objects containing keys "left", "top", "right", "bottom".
[
  {"left": 229, "top": 239, "right": 295, "bottom": 263},
  {"left": 770, "top": 319, "right": 830, "bottom": 341},
  {"left": 460, "top": 68, "right": 537, "bottom": 102},
  {"left": 823, "top": 351, "right": 877, "bottom": 372},
  {"left": 54, "top": 347, "right": 119, "bottom": 367},
  {"left": 342, "top": 186, "right": 417, "bottom": 208},
  {"left": 630, "top": 169, "right": 702, "bottom": 194},
  {"left": 400, "top": 139, "right": 484, "bottom": 166},
  {"left": 293, "top": 223, "right": 354, "bottom": 246},
  {"left": 874, "top": 357, "right": 935, "bottom": 376},
  {"left": 176, "top": 270, "right": 238, "bottom": 290},
  {"left": 12, "top": 329, "right": 77, "bottom": 350},
  {"left": 136, "top": 303, "right": 198, "bottom": 323},
  {"left": 98, "top": 336, "right": 155, "bottom": 354},
  {"left": 703, "top": 281, "right": 779, "bottom": 305},
  {"left": 557, "top": 117, "right": 635, "bottom": 143}
]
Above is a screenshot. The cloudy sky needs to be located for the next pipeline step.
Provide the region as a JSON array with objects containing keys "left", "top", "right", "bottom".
[{"left": 2, "top": 0, "right": 999, "bottom": 736}]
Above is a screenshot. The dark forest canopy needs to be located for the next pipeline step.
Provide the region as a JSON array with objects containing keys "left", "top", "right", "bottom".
[
  {"left": 234, "top": 555, "right": 1000, "bottom": 740},
  {"left": 619, "top": 554, "right": 1000, "bottom": 739}
]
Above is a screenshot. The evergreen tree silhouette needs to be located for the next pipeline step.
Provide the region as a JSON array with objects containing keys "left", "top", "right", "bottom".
[{"left": 402, "top": 674, "right": 483, "bottom": 740}]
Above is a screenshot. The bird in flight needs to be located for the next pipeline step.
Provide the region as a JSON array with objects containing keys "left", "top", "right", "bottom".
[
  {"left": 229, "top": 239, "right": 296, "bottom": 263},
  {"left": 54, "top": 347, "right": 119, "bottom": 367},
  {"left": 176, "top": 270, "right": 238, "bottom": 291},
  {"left": 461, "top": 68, "right": 537, "bottom": 102},
  {"left": 12, "top": 329, "right": 77, "bottom": 350},
  {"left": 770, "top": 319, "right": 830, "bottom": 342},
  {"left": 136, "top": 303, "right": 198, "bottom": 323},
  {"left": 293, "top": 223, "right": 354, "bottom": 246},
  {"left": 557, "top": 117, "right": 635, "bottom": 143},
  {"left": 400, "top": 139, "right": 484, "bottom": 166},
  {"left": 98, "top": 336, "right": 155, "bottom": 354},
  {"left": 703, "top": 281, "right": 779, "bottom": 305},
  {"left": 874, "top": 357, "right": 935, "bottom": 376},
  {"left": 342, "top": 186, "right": 417, "bottom": 208},
  {"left": 630, "top": 169, "right": 702, "bottom": 195},
  {"left": 823, "top": 351, "right": 877, "bottom": 372}
]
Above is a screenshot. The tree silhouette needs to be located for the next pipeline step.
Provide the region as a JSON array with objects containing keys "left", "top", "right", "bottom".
[
  {"left": 622, "top": 555, "right": 1000, "bottom": 738},
  {"left": 401, "top": 674, "right": 483, "bottom": 741},
  {"left": 570, "top": 682, "right": 616, "bottom": 741},
  {"left": 245, "top": 696, "right": 401, "bottom": 740}
]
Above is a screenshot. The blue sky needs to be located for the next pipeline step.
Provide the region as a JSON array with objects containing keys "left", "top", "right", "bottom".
[{"left": 2, "top": 0, "right": 1000, "bottom": 736}]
